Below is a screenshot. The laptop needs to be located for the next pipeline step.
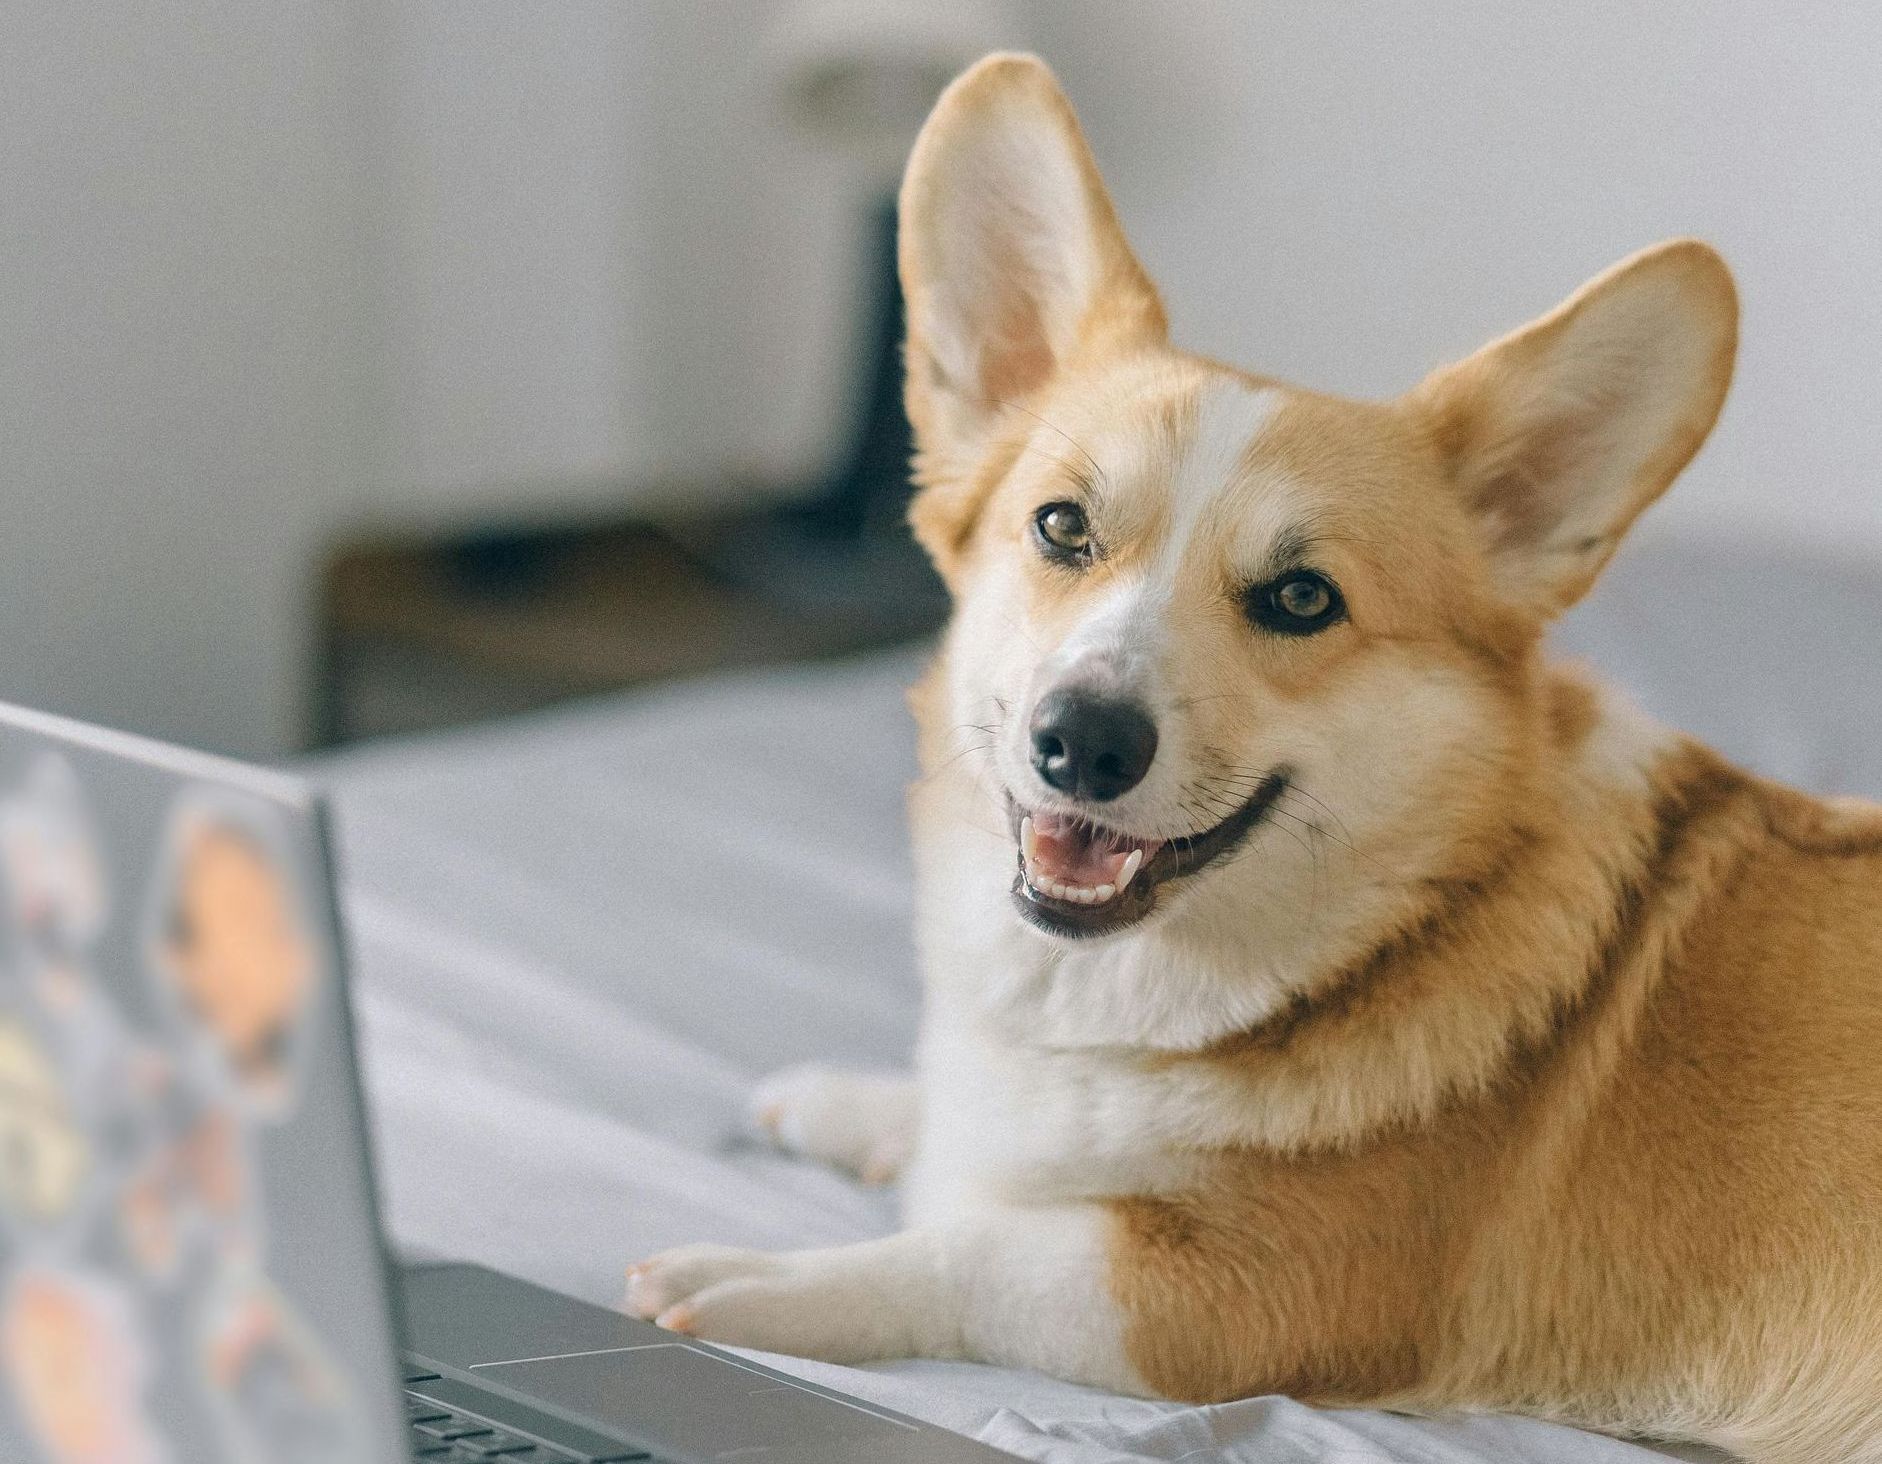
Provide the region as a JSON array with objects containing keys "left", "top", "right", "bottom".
[{"left": 0, "top": 700, "right": 1017, "bottom": 1463}]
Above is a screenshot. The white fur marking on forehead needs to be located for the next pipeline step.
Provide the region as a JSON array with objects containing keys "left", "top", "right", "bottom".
[
  {"left": 1159, "top": 383, "right": 1280, "bottom": 574},
  {"left": 1043, "top": 579, "right": 1145, "bottom": 681}
]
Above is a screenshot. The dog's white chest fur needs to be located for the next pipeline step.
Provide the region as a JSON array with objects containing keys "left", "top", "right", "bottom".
[
  {"left": 902, "top": 832, "right": 1253, "bottom": 1225},
  {"left": 902, "top": 1008, "right": 1203, "bottom": 1228}
]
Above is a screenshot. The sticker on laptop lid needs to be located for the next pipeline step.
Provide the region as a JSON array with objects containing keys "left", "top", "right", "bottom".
[
  {"left": 112, "top": 1066, "right": 258, "bottom": 1285},
  {"left": 145, "top": 791, "right": 323, "bottom": 1124},
  {"left": 1, "top": 1265, "right": 168, "bottom": 1464},
  {"left": 0, "top": 757, "right": 107, "bottom": 973},
  {"left": 0, "top": 1016, "right": 93, "bottom": 1241},
  {"left": 196, "top": 1263, "right": 357, "bottom": 1464}
]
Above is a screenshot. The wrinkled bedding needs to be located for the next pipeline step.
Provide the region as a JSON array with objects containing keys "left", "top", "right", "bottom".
[{"left": 316, "top": 531, "right": 1882, "bottom": 1463}]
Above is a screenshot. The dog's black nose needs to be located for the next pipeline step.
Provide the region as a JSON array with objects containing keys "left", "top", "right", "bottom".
[{"left": 1029, "top": 689, "right": 1158, "bottom": 802}]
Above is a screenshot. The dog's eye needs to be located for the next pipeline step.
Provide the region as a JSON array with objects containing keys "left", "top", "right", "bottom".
[
  {"left": 1247, "top": 570, "right": 1344, "bottom": 635},
  {"left": 1033, "top": 501, "right": 1093, "bottom": 562}
]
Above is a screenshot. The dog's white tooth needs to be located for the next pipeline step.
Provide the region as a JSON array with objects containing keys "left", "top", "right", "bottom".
[
  {"left": 1095, "top": 883, "right": 1116, "bottom": 901},
  {"left": 1071, "top": 887, "right": 1094, "bottom": 904},
  {"left": 1020, "top": 816, "right": 1037, "bottom": 862},
  {"left": 1118, "top": 848, "right": 1145, "bottom": 891}
]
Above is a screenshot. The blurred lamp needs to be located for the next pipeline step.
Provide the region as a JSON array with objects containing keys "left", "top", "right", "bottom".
[{"left": 765, "top": 0, "right": 1019, "bottom": 179}]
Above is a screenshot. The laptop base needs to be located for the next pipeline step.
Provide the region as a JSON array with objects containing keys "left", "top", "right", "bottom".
[{"left": 399, "top": 1262, "right": 1017, "bottom": 1463}]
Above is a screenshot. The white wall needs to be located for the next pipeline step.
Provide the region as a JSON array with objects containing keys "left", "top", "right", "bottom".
[
  {"left": 371, "top": 0, "right": 867, "bottom": 528},
  {"left": 1, "top": 1, "right": 372, "bottom": 757},
  {"left": 1029, "top": 2, "right": 1882, "bottom": 553}
]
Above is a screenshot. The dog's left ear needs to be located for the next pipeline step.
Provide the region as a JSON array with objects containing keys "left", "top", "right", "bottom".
[
  {"left": 898, "top": 54, "right": 1166, "bottom": 579},
  {"left": 1410, "top": 240, "right": 1738, "bottom": 615}
]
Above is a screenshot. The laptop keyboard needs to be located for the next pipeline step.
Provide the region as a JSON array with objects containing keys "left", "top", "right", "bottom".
[{"left": 404, "top": 1369, "right": 652, "bottom": 1463}]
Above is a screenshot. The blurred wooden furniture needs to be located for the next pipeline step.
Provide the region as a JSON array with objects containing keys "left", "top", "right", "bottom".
[{"left": 315, "top": 514, "right": 944, "bottom": 745}]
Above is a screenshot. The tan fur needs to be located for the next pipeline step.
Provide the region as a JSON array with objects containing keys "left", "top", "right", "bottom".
[
  {"left": 1109, "top": 743, "right": 1882, "bottom": 1456},
  {"left": 901, "top": 54, "right": 1882, "bottom": 1464}
]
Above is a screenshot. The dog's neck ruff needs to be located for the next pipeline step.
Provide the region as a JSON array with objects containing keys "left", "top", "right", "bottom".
[
  {"left": 943, "top": 672, "right": 1773, "bottom": 1155},
  {"left": 1149, "top": 736, "right": 1768, "bottom": 1153}
]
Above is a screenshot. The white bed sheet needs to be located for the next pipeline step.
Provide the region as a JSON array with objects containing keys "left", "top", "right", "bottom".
[{"left": 318, "top": 531, "right": 1882, "bottom": 1464}]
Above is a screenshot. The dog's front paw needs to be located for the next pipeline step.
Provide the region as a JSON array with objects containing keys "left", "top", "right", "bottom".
[
  {"left": 750, "top": 1064, "right": 916, "bottom": 1184},
  {"left": 625, "top": 1244, "right": 785, "bottom": 1337},
  {"left": 624, "top": 1244, "right": 902, "bottom": 1361}
]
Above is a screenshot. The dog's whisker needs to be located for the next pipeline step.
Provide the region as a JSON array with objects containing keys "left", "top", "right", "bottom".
[
  {"left": 918, "top": 736, "right": 997, "bottom": 781},
  {"left": 1006, "top": 441, "right": 1109, "bottom": 494},
  {"left": 1281, "top": 784, "right": 1360, "bottom": 845},
  {"left": 1268, "top": 816, "right": 1317, "bottom": 880},
  {"left": 1173, "top": 692, "right": 1249, "bottom": 711},
  {"left": 989, "top": 397, "right": 1111, "bottom": 491},
  {"left": 1267, "top": 796, "right": 1400, "bottom": 883}
]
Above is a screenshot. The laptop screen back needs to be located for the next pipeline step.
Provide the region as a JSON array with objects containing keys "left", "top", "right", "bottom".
[{"left": 0, "top": 705, "right": 403, "bottom": 1463}]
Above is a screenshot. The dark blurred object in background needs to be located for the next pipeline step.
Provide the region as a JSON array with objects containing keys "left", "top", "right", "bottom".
[
  {"left": 681, "top": 198, "right": 945, "bottom": 623},
  {"left": 317, "top": 502, "right": 946, "bottom": 745}
]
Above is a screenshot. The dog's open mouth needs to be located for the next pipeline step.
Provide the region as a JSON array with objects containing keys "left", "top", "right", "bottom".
[{"left": 1009, "top": 770, "right": 1289, "bottom": 938}]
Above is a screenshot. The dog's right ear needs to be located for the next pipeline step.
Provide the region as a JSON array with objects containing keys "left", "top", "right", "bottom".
[{"left": 898, "top": 54, "right": 1166, "bottom": 581}]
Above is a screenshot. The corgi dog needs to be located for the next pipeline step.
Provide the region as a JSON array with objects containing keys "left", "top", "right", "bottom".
[{"left": 627, "top": 54, "right": 1882, "bottom": 1463}]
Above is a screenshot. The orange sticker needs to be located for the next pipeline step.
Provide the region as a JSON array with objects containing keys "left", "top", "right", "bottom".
[
  {"left": 2, "top": 1267, "right": 166, "bottom": 1464},
  {"left": 148, "top": 795, "right": 320, "bottom": 1123}
]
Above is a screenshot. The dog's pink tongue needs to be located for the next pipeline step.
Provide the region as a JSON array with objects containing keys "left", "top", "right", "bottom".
[{"left": 1026, "top": 812, "right": 1160, "bottom": 887}]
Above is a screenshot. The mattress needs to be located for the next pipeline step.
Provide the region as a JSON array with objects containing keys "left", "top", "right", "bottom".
[{"left": 316, "top": 529, "right": 1882, "bottom": 1464}]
